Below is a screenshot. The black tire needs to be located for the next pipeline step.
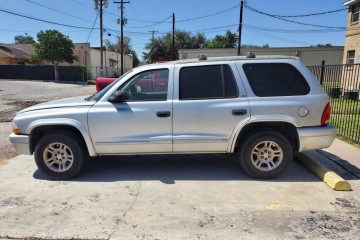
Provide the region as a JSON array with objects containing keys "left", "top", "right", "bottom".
[
  {"left": 34, "top": 131, "right": 86, "bottom": 180},
  {"left": 238, "top": 130, "right": 292, "bottom": 179}
]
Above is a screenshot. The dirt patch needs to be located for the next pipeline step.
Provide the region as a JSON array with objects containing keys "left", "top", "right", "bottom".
[
  {"left": 286, "top": 198, "right": 360, "bottom": 239},
  {"left": 0, "top": 144, "right": 19, "bottom": 161},
  {"left": 0, "top": 100, "right": 43, "bottom": 122},
  {"left": 0, "top": 122, "right": 19, "bottom": 161},
  {"left": 0, "top": 158, "right": 7, "bottom": 166}
]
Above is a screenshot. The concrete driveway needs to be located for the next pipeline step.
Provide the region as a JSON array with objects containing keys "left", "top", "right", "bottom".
[
  {"left": 1, "top": 154, "right": 360, "bottom": 240},
  {"left": 1, "top": 80, "right": 360, "bottom": 239}
]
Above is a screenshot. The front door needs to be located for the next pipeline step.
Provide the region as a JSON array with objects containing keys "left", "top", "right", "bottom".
[{"left": 88, "top": 68, "right": 173, "bottom": 154}]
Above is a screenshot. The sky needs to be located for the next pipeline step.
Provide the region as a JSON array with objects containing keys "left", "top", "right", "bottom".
[{"left": 0, "top": 0, "right": 348, "bottom": 60}]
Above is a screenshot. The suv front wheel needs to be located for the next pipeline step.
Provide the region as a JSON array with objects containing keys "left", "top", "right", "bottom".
[
  {"left": 239, "top": 130, "right": 292, "bottom": 179},
  {"left": 34, "top": 132, "right": 86, "bottom": 180}
]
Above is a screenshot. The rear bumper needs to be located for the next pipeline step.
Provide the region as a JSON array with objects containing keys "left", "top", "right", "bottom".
[
  {"left": 9, "top": 133, "right": 31, "bottom": 155},
  {"left": 297, "top": 125, "right": 337, "bottom": 152}
]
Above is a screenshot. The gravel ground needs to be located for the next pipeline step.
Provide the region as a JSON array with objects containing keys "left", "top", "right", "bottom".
[{"left": 0, "top": 80, "right": 95, "bottom": 161}]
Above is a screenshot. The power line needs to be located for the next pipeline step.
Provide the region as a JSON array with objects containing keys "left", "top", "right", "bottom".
[
  {"left": 126, "top": 3, "right": 239, "bottom": 27},
  {"left": 244, "top": 27, "right": 313, "bottom": 46},
  {"left": 86, "top": 12, "right": 100, "bottom": 43},
  {"left": 243, "top": 24, "right": 345, "bottom": 33},
  {"left": 177, "top": 3, "right": 239, "bottom": 22},
  {"left": 254, "top": 8, "right": 347, "bottom": 18},
  {"left": 0, "top": 28, "right": 37, "bottom": 33},
  {"left": 245, "top": 5, "right": 346, "bottom": 30},
  {"left": 89, "top": 36, "right": 101, "bottom": 44},
  {"left": 127, "top": 18, "right": 171, "bottom": 24},
  {"left": 195, "top": 24, "right": 238, "bottom": 32},
  {"left": 70, "top": 0, "right": 93, "bottom": 8},
  {"left": 0, "top": 7, "right": 96, "bottom": 30},
  {"left": 25, "top": 0, "right": 96, "bottom": 24},
  {"left": 126, "top": 15, "right": 172, "bottom": 29},
  {"left": 70, "top": 0, "right": 119, "bottom": 17}
]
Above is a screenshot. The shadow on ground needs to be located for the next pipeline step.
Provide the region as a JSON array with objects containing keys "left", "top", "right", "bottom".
[
  {"left": 318, "top": 150, "right": 360, "bottom": 180},
  {"left": 33, "top": 154, "right": 319, "bottom": 183}
]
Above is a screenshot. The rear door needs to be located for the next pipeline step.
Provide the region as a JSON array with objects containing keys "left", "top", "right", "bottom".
[{"left": 172, "top": 63, "right": 250, "bottom": 152}]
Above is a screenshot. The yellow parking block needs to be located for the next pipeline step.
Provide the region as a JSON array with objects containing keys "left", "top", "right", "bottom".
[{"left": 295, "top": 152, "right": 351, "bottom": 191}]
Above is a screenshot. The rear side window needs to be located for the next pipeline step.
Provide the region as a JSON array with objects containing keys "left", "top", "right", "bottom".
[
  {"left": 179, "top": 65, "right": 238, "bottom": 100},
  {"left": 243, "top": 63, "right": 310, "bottom": 97}
]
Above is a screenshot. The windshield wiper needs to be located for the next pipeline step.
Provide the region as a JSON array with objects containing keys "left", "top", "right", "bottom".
[{"left": 85, "top": 92, "right": 97, "bottom": 101}]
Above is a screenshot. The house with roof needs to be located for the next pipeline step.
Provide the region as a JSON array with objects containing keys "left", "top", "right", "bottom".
[
  {"left": 0, "top": 45, "right": 31, "bottom": 64},
  {"left": 343, "top": 0, "right": 360, "bottom": 64},
  {"left": 0, "top": 43, "right": 133, "bottom": 78},
  {"left": 341, "top": 0, "right": 360, "bottom": 96}
]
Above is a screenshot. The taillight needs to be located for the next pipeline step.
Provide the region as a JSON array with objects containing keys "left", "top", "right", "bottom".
[{"left": 321, "top": 103, "right": 331, "bottom": 126}]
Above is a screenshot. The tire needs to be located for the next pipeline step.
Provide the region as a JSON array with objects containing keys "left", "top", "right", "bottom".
[
  {"left": 238, "top": 130, "right": 292, "bottom": 179},
  {"left": 34, "top": 131, "right": 86, "bottom": 180}
]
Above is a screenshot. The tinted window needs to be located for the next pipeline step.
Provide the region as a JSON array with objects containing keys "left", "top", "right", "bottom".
[
  {"left": 243, "top": 63, "right": 310, "bottom": 97},
  {"left": 179, "top": 65, "right": 238, "bottom": 100}
]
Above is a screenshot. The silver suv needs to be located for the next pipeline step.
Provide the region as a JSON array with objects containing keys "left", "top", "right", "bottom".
[{"left": 9, "top": 55, "right": 336, "bottom": 179}]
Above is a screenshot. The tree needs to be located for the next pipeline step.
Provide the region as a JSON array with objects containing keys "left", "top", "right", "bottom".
[
  {"left": 14, "top": 33, "right": 35, "bottom": 44},
  {"left": 311, "top": 43, "right": 333, "bottom": 47},
  {"left": 130, "top": 50, "right": 140, "bottom": 67},
  {"left": 206, "top": 31, "right": 237, "bottom": 49},
  {"left": 242, "top": 44, "right": 270, "bottom": 48},
  {"left": 104, "top": 37, "right": 140, "bottom": 67},
  {"left": 30, "top": 30, "right": 77, "bottom": 81},
  {"left": 143, "top": 30, "right": 208, "bottom": 63}
]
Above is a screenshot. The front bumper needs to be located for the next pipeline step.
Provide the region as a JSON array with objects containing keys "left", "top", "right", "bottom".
[
  {"left": 9, "top": 133, "right": 31, "bottom": 155},
  {"left": 297, "top": 125, "right": 337, "bottom": 152}
]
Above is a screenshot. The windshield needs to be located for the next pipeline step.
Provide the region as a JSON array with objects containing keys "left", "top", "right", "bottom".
[{"left": 87, "top": 70, "right": 133, "bottom": 101}]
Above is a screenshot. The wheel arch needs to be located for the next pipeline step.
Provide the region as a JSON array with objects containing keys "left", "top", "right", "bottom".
[
  {"left": 27, "top": 119, "right": 97, "bottom": 156},
  {"left": 230, "top": 121, "right": 299, "bottom": 153}
]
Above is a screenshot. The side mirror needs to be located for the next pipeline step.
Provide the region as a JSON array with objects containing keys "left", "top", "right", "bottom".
[{"left": 108, "top": 90, "right": 130, "bottom": 102}]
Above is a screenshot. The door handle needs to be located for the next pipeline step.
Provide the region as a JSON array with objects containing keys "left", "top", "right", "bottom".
[
  {"left": 156, "top": 111, "right": 171, "bottom": 118},
  {"left": 232, "top": 109, "right": 247, "bottom": 116}
]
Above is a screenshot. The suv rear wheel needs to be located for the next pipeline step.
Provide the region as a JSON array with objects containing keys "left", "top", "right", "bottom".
[
  {"left": 34, "top": 132, "right": 86, "bottom": 180},
  {"left": 239, "top": 130, "right": 292, "bottom": 179}
]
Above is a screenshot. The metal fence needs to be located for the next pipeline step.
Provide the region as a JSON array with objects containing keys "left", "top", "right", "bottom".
[
  {"left": 87, "top": 67, "right": 132, "bottom": 80},
  {"left": 0, "top": 65, "right": 87, "bottom": 82},
  {"left": 308, "top": 63, "right": 360, "bottom": 144}
]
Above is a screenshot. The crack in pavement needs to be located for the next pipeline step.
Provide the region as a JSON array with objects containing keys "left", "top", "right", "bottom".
[{"left": 107, "top": 178, "right": 143, "bottom": 240}]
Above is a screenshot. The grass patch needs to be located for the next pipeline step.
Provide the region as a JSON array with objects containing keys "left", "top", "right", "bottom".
[
  {"left": 330, "top": 98, "right": 360, "bottom": 115},
  {"left": 322, "top": 82, "right": 341, "bottom": 95},
  {"left": 337, "top": 136, "right": 360, "bottom": 149},
  {"left": 331, "top": 114, "right": 360, "bottom": 145},
  {"left": 328, "top": 97, "right": 360, "bottom": 147}
]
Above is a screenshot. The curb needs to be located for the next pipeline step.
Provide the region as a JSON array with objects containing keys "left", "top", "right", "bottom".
[{"left": 295, "top": 152, "right": 351, "bottom": 191}]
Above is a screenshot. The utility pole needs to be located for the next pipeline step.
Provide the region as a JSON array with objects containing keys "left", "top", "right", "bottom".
[
  {"left": 149, "top": 30, "right": 158, "bottom": 41},
  {"left": 114, "top": 0, "right": 129, "bottom": 75},
  {"left": 94, "top": 0, "right": 107, "bottom": 74},
  {"left": 100, "top": 0, "right": 104, "bottom": 70},
  {"left": 172, "top": 13, "right": 175, "bottom": 60},
  {"left": 237, "top": 1, "right": 244, "bottom": 56}
]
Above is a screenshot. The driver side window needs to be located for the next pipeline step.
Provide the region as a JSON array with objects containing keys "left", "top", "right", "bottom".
[{"left": 120, "top": 69, "right": 169, "bottom": 101}]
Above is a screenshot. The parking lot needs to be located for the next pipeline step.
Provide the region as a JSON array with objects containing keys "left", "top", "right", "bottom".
[{"left": 1, "top": 80, "right": 360, "bottom": 240}]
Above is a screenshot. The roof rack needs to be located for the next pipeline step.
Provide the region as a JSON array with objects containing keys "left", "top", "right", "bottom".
[
  {"left": 198, "top": 54, "right": 207, "bottom": 60},
  {"left": 245, "top": 52, "right": 256, "bottom": 58}
]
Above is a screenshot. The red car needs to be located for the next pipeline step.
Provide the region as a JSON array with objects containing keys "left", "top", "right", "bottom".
[{"left": 96, "top": 61, "right": 170, "bottom": 92}]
